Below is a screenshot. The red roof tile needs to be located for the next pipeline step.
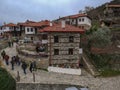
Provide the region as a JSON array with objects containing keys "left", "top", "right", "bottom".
[
  {"left": 18, "top": 20, "right": 50, "bottom": 27},
  {"left": 39, "top": 23, "right": 84, "bottom": 34},
  {"left": 3, "top": 23, "right": 17, "bottom": 27},
  {"left": 61, "top": 13, "right": 88, "bottom": 19},
  {"left": 108, "top": 4, "right": 120, "bottom": 7}
]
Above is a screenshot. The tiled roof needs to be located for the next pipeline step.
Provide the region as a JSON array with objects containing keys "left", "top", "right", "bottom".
[
  {"left": 18, "top": 20, "right": 50, "bottom": 27},
  {"left": 108, "top": 4, "right": 120, "bottom": 7},
  {"left": 61, "top": 13, "right": 88, "bottom": 19},
  {"left": 39, "top": 23, "right": 84, "bottom": 34},
  {"left": 3, "top": 23, "right": 17, "bottom": 27}
]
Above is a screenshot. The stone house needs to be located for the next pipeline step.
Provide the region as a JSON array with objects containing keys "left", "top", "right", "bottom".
[
  {"left": 56, "top": 13, "right": 92, "bottom": 30},
  {"left": 40, "top": 22, "right": 84, "bottom": 68}
]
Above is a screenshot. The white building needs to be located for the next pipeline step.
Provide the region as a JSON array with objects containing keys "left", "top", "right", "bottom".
[
  {"left": 59, "top": 13, "right": 92, "bottom": 30},
  {"left": 18, "top": 20, "right": 50, "bottom": 41},
  {"left": 0, "top": 23, "right": 18, "bottom": 37}
]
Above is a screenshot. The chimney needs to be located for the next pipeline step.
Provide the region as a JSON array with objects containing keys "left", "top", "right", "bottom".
[
  {"left": 50, "top": 22, "right": 53, "bottom": 26},
  {"left": 61, "top": 20, "right": 65, "bottom": 28}
]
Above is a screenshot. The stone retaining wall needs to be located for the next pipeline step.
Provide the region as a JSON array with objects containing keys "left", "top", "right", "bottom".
[{"left": 16, "top": 83, "right": 82, "bottom": 90}]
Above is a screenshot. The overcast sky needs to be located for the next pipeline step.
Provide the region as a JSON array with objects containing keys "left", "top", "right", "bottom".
[{"left": 0, "top": 0, "right": 112, "bottom": 24}]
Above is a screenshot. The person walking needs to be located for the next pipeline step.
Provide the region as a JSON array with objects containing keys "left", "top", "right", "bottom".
[
  {"left": 15, "top": 55, "right": 20, "bottom": 66},
  {"left": 1, "top": 50, "right": 6, "bottom": 60},
  {"left": 29, "top": 61, "right": 33, "bottom": 73},
  {"left": 10, "top": 57, "right": 15, "bottom": 70},
  {"left": 21, "top": 61, "right": 27, "bottom": 74},
  {"left": 33, "top": 61, "right": 37, "bottom": 71},
  {"left": 4, "top": 55, "right": 9, "bottom": 65},
  {"left": 8, "top": 41, "right": 11, "bottom": 47}
]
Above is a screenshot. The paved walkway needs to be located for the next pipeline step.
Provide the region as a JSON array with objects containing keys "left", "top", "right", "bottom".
[{"left": 1, "top": 43, "right": 120, "bottom": 90}]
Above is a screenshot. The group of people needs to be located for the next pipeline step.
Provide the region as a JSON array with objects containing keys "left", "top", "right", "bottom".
[
  {"left": 1, "top": 50, "right": 37, "bottom": 74},
  {"left": 21, "top": 60, "right": 37, "bottom": 74}
]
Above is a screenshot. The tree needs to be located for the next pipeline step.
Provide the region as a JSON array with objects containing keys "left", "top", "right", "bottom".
[
  {"left": 89, "top": 26, "right": 112, "bottom": 48},
  {"left": 84, "top": 6, "right": 94, "bottom": 13},
  {"left": 79, "top": 6, "right": 94, "bottom": 14}
]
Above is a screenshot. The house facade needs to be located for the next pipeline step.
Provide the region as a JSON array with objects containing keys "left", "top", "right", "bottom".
[
  {"left": 17, "top": 20, "right": 50, "bottom": 41},
  {"left": 40, "top": 22, "right": 84, "bottom": 68},
  {"left": 57, "top": 13, "right": 92, "bottom": 30},
  {"left": 0, "top": 23, "right": 20, "bottom": 38}
]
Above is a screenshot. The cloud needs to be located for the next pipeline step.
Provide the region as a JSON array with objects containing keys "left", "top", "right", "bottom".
[{"left": 0, "top": 0, "right": 112, "bottom": 24}]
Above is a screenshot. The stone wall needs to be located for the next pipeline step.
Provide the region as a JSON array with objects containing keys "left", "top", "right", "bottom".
[
  {"left": 48, "top": 32, "right": 81, "bottom": 67},
  {"left": 16, "top": 83, "right": 82, "bottom": 90}
]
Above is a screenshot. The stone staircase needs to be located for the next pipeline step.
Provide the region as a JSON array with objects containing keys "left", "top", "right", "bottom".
[{"left": 82, "top": 53, "right": 100, "bottom": 77}]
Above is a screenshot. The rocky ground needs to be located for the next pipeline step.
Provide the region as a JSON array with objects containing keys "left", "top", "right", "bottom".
[{"left": 1, "top": 43, "right": 120, "bottom": 90}]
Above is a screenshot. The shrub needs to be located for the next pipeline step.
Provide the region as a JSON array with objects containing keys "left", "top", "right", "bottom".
[{"left": 0, "top": 67, "right": 16, "bottom": 90}]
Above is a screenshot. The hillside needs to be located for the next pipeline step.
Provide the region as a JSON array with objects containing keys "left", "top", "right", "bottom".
[{"left": 87, "top": 0, "right": 120, "bottom": 23}]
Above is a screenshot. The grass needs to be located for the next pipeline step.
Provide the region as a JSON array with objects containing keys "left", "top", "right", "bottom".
[{"left": 100, "top": 69, "right": 120, "bottom": 77}]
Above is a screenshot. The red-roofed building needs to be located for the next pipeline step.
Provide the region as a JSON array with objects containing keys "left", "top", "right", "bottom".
[
  {"left": 1, "top": 23, "right": 20, "bottom": 38},
  {"left": 17, "top": 20, "right": 50, "bottom": 41},
  {"left": 56, "top": 13, "right": 92, "bottom": 30},
  {"left": 39, "top": 22, "right": 84, "bottom": 68}
]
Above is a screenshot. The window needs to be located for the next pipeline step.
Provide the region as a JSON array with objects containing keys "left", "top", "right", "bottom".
[
  {"left": 31, "top": 28, "right": 33, "bottom": 32},
  {"left": 54, "top": 49, "right": 59, "bottom": 55},
  {"left": 54, "top": 36, "right": 59, "bottom": 43},
  {"left": 9, "top": 27, "right": 12, "bottom": 29},
  {"left": 69, "top": 36, "right": 74, "bottom": 42},
  {"left": 69, "top": 48, "right": 73, "bottom": 55},
  {"left": 72, "top": 19, "right": 74, "bottom": 22},
  {"left": 79, "top": 19, "right": 81, "bottom": 22},
  {"left": 35, "top": 28, "right": 37, "bottom": 33},
  {"left": 82, "top": 18, "right": 84, "bottom": 22},
  {"left": 27, "top": 28, "right": 29, "bottom": 32}
]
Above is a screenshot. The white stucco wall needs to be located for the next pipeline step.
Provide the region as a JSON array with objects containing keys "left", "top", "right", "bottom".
[
  {"left": 25, "top": 27, "right": 35, "bottom": 34},
  {"left": 2, "top": 27, "right": 10, "bottom": 32},
  {"left": 48, "top": 66, "right": 81, "bottom": 75},
  {"left": 77, "top": 17, "right": 91, "bottom": 26}
]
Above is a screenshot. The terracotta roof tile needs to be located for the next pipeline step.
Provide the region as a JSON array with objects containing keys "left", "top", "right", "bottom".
[
  {"left": 18, "top": 20, "right": 50, "bottom": 27},
  {"left": 39, "top": 23, "right": 84, "bottom": 34},
  {"left": 3, "top": 23, "right": 17, "bottom": 27},
  {"left": 108, "top": 4, "right": 120, "bottom": 7},
  {"left": 61, "top": 13, "right": 88, "bottom": 19}
]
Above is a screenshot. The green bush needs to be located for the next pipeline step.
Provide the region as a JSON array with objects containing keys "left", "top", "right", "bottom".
[
  {"left": 101, "top": 69, "right": 120, "bottom": 77},
  {"left": 0, "top": 67, "right": 16, "bottom": 90},
  {"left": 88, "top": 26, "right": 112, "bottom": 48}
]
